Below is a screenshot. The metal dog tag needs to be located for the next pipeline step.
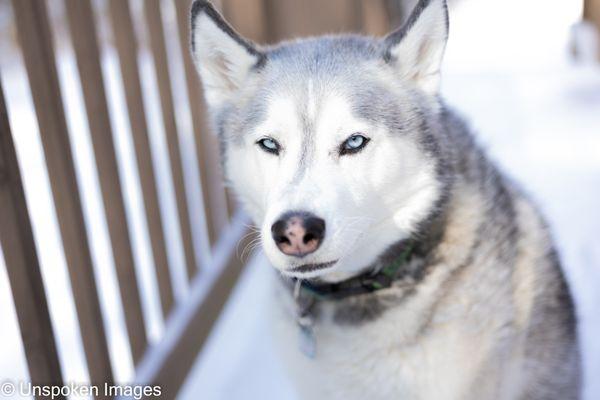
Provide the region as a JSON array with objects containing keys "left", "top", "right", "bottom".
[
  {"left": 294, "top": 280, "right": 317, "bottom": 358},
  {"left": 297, "top": 317, "right": 316, "bottom": 358}
]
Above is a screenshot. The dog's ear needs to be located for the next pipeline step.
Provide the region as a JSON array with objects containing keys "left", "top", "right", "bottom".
[
  {"left": 190, "top": 1, "right": 264, "bottom": 108},
  {"left": 383, "top": 0, "right": 449, "bottom": 93}
]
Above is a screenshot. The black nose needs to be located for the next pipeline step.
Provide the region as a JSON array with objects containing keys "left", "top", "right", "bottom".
[{"left": 271, "top": 211, "right": 326, "bottom": 257}]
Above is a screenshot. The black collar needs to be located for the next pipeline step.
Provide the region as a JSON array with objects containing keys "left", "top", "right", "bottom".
[{"left": 291, "top": 241, "right": 415, "bottom": 301}]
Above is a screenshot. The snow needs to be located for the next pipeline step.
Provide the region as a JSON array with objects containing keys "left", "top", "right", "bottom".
[{"left": 0, "top": 0, "right": 598, "bottom": 399}]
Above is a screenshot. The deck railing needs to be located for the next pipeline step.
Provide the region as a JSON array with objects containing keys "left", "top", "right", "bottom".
[{"left": 0, "top": 1, "right": 397, "bottom": 398}]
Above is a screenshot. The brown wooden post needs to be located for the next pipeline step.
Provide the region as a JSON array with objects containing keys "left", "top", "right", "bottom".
[
  {"left": 11, "top": 0, "right": 113, "bottom": 394},
  {"left": 361, "top": 0, "right": 391, "bottom": 36},
  {"left": 222, "top": 0, "right": 269, "bottom": 43},
  {"left": 585, "top": 0, "right": 600, "bottom": 25},
  {"left": 63, "top": 0, "right": 148, "bottom": 364},
  {"left": 108, "top": 0, "right": 175, "bottom": 318},
  {"left": 0, "top": 80, "right": 65, "bottom": 400},
  {"left": 584, "top": 0, "right": 600, "bottom": 57},
  {"left": 264, "top": 0, "right": 362, "bottom": 41},
  {"left": 144, "top": 0, "right": 200, "bottom": 282},
  {"left": 174, "top": 0, "right": 229, "bottom": 247}
]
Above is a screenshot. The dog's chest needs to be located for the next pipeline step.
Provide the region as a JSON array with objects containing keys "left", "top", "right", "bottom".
[
  {"left": 270, "top": 293, "right": 495, "bottom": 400},
  {"left": 268, "top": 272, "right": 522, "bottom": 400}
]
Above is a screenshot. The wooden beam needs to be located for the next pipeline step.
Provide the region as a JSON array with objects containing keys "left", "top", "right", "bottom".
[
  {"left": 264, "top": 0, "right": 362, "bottom": 41},
  {"left": 174, "top": 0, "right": 229, "bottom": 247},
  {"left": 145, "top": 0, "right": 200, "bottom": 282},
  {"left": 222, "top": 0, "right": 269, "bottom": 43},
  {"left": 63, "top": 0, "right": 148, "bottom": 364},
  {"left": 126, "top": 212, "right": 251, "bottom": 399},
  {"left": 0, "top": 79, "right": 65, "bottom": 400},
  {"left": 361, "top": 0, "right": 391, "bottom": 36},
  {"left": 108, "top": 0, "right": 175, "bottom": 318},
  {"left": 11, "top": 0, "right": 113, "bottom": 394},
  {"left": 584, "top": 0, "right": 600, "bottom": 26},
  {"left": 584, "top": 0, "right": 600, "bottom": 58}
]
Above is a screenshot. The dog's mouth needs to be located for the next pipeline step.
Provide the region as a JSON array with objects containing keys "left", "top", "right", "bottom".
[{"left": 287, "top": 260, "right": 338, "bottom": 274}]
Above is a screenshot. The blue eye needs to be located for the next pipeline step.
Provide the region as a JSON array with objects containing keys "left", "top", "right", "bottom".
[
  {"left": 257, "top": 137, "right": 281, "bottom": 155},
  {"left": 340, "top": 134, "right": 370, "bottom": 155}
]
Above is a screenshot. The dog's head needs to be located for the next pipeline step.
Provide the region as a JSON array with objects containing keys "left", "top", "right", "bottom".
[{"left": 191, "top": 0, "right": 450, "bottom": 281}]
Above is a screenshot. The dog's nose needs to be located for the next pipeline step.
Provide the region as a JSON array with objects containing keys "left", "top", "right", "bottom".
[{"left": 271, "top": 212, "right": 325, "bottom": 257}]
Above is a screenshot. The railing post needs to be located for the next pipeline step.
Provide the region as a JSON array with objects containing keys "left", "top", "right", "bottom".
[
  {"left": 108, "top": 0, "right": 175, "bottom": 318},
  {"left": 174, "top": 0, "right": 229, "bottom": 247},
  {"left": 584, "top": 0, "right": 600, "bottom": 59},
  {"left": 361, "top": 0, "right": 392, "bottom": 36},
  {"left": 221, "top": 0, "right": 269, "bottom": 43},
  {"left": 64, "top": 0, "right": 148, "bottom": 364},
  {"left": 11, "top": 0, "right": 113, "bottom": 395},
  {"left": 264, "top": 0, "right": 361, "bottom": 41},
  {"left": 0, "top": 79, "right": 65, "bottom": 400},
  {"left": 145, "top": 0, "right": 201, "bottom": 282}
]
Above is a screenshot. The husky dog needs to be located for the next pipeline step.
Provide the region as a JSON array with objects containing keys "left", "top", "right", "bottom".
[{"left": 190, "top": 0, "right": 581, "bottom": 398}]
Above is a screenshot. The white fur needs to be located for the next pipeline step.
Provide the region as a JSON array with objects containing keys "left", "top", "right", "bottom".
[
  {"left": 226, "top": 89, "right": 440, "bottom": 281},
  {"left": 191, "top": 12, "right": 260, "bottom": 107}
]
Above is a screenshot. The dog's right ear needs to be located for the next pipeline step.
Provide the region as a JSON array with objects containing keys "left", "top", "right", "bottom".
[{"left": 190, "top": 1, "right": 264, "bottom": 108}]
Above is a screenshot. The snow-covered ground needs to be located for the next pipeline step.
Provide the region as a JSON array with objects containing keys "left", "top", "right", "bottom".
[{"left": 0, "top": 0, "right": 599, "bottom": 399}]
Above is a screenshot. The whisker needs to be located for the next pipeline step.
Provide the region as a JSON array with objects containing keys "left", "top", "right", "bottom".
[{"left": 237, "top": 230, "right": 261, "bottom": 259}]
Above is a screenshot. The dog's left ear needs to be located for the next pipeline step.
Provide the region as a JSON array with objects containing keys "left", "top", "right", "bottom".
[
  {"left": 190, "top": 1, "right": 264, "bottom": 108},
  {"left": 383, "top": 0, "right": 449, "bottom": 93}
]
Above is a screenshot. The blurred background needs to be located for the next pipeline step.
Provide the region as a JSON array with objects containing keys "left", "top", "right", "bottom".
[{"left": 0, "top": 0, "right": 599, "bottom": 399}]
